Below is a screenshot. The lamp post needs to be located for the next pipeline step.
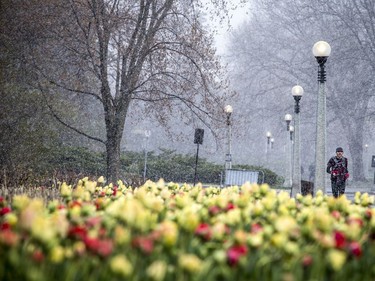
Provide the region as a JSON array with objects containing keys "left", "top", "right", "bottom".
[
  {"left": 270, "top": 138, "right": 274, "bottom": 149},
  {"left": 143, "top": 130, "right": 151, "bottom": 182},
  {"left": 312, "top": 41, "right": 331, "bottom": 193},
  {"left": 225, "top": 105, "right": 233, "bottom": 170},
  {"left": 266, "top": 131, "right": 272, "bottom": 165},
  {"left": 285, "top": 114, "right": 292, "bottom": 131},
  {"left": 289, "top": 126, "right": 294, "bottom": 142},
  {"left": 266, "top": 131, "right": 272, "bottom": 145},
  {"left": 284, "top": 114, "right": 293, "bottom": 188},
  {"left": 291, "top": 85, "right": 304, "bottom": 197},
  {"left": 289, "top": 125, "right": 294, "bottom": 182}
]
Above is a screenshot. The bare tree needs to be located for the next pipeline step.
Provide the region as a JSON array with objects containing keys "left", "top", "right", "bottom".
[
  {"left": 8, "top": 0, "right": 234, "bottom": 182},
  {"left": 226, "top": 0, "right": 375, "bottom": 181}
]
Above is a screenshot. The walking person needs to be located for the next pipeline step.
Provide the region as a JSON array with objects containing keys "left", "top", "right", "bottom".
[{"left": 326, "top": 147, "right": 349, "bottom": 198}]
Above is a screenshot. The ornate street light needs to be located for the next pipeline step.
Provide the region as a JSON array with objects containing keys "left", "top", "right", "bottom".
[
  {"left": 270, "top": 138, "right": 274, "bottom": 149},
  {"left": 266, "top": 131, "right": 272, "bottom": 145},
  {"left": 289, "top": 125, "right": 294, "bottom": 142},
  {"left": 284, "top": 114, "right": 292, "bottom": 131},
  {"left": 365, "top": 144, "right": 369, "bottom": 179},
  {"left": 291, "top": 85, "right": 304, "bottom": 197},
  {"left": 312, "top": 41, "right": 331, "bottom": 193},
  {"left": 224, "top": 105, "right": 233, "bottom": 170},
  {"left": 265, "top": 131, "right": 272, "bottom": 167},
  {"left": 284, "top": 114, "right": 293, "bottom": 188}
]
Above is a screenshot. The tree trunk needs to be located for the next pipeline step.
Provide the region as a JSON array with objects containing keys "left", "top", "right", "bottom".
[
  {"left": 106, "top": 129, "right": 121, "bottom": 184},
  {"left": 347, "top": 131, "right": 366, "bottom": 182}
]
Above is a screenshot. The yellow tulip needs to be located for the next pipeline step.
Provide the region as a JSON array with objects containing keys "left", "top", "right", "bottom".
[
  {"left": 146, "top": 261, "right": 167, "bottom": 281},
  {"left": 110, "top": 255, "right": 133, "bottom": 277},
  {"left": 12, "top": 194, "right": 31, "bottom": 211},
  {"left": 49, "top": 245, "right": 64, "bottom": 263},
  {"left": 4, "top": 213, "right": 18, "bottom": 226},
  {"left": 327, "top": 249, "right": 347, "bottom": 271},
  {"left": 60, "top": 182, "right": 72, "bottom": 197},
  {"left": 114, "top": 226, "right": 130, "bottom": 246},
  {"left": 178, "top": 254, "right": 202, "bottom": 273}
]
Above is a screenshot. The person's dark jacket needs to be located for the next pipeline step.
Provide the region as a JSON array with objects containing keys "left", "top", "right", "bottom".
[{"left": 326, "top": 156, "right": 349, "bottom": 182}]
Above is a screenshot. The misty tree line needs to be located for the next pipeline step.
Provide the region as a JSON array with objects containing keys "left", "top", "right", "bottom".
[
  {"left": 1, "top": 0, "right": 374, "bottom": 186},
  {"left": 225, "top": 0, "right": 375, "bottom": 182},
  {"left": 1, "top": 0, "right": 240, "bottom": 185}
]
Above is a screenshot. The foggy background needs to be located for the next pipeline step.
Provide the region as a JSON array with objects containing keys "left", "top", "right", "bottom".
[{"left": 2, "top": 0, "right": 375, "bottom": 183}]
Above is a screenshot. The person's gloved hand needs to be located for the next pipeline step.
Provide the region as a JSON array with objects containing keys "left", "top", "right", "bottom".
[
  {"left": 345, "top": 173, "right": 349, "bottom": 180},
  {"left": 332, "top": 171, "right": 338, "bottom": 177}
]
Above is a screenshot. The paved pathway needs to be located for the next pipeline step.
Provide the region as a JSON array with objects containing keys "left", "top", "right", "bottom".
[
  {"left": 277, "top": 181, "right": 375, "bottom": 202},
  {"left": 325, "top": 181, "right": 375, "bottom": 201}
]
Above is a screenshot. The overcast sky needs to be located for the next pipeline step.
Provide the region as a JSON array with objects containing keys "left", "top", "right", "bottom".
[{"left": 207, "top": 0, "right": 251, "bottom": 54}]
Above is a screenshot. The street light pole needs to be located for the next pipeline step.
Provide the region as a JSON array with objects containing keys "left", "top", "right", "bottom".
[
  {"left": 225, "top": 105, "right": 233, "bottom": 170},
  {"left": 143, "top": 130, "right": 151, "bottom": 182},
  {"left": 266, "top": 131, "right": 272, "bottom": 166},
  {"left": 284, "top": 114, "right": 293, "bottom": 188},
  {"left": 289, "top": 125, "right": 294, "bottom": 184},
  {"left": 312, "top": 41, "right": 331, "bottom": 194},
  {"left": 291, "top": 85, "right": 304, "bottom": 197}
]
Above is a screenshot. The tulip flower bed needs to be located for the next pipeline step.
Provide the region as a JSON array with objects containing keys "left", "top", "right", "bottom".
[{"left": 1, "top": 178, "right": 375, "bottom": 281}]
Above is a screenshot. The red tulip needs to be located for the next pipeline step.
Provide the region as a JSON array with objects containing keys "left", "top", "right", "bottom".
[
  {"left": 0, "top": 230, "right": 19, "bottom": 246},
  {"left": 68, "top": 225, "right": 88, "bottom": 240},
  {"left": 84, "top": 236, "right": 100, "bottom": 251},
  {"left": 0, "top": 222, "right": 10, "bottom": 231},
  {"left": 227, "top": 244, "right": 248, "bottom": 266},
  {"left": 334, "top": 231, "right": 346, "bottom": 249},
  {"left": 349, "top": 241, "right": 362, "bottom": 258},
  {"left": 32, "top": 249, "right": 44, "bottom": 263},
  {"left": 0, "top": 207, "right": 11, "bottom": 216},
  {"left": 302, "top": 255, "right": 313, "bottom": 267},
  {"left": 132, "top": 237, "right": 154, "bottom": 254},
  {"left": 69, "top": 201, "right": 82, "bottom": 208},
  {"left": 226, "top": 202, "right": 235, "bottom": 211},
  {"left": 195, "top": 223, "right": 212, "bottom": 241}
]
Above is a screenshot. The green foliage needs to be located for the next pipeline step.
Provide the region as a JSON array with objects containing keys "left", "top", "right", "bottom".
[
  {"left": 0, "top": 83, "right": 105, "bottom": 186},
  {"left": 120, "top": 149, "right": 282, "bottom": 187},
  {"left": 146, "top": 149, "right": 221, "bottom": 184},
  {"left": 46, "top": 146, "right": 106, "bottom": 176}
]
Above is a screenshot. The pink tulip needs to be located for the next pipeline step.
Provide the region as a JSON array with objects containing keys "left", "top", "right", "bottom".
[
  {"left": 96, "top": 239, "right": 113, "bottom": 257},
  {"left": 302, "top": 255, "right": 313, "bottom": 267},
  {"left": 195, "top": 223, "right": 212, "bottom": 241},
  {"left": 227, "top": 244, "right": 248, "bottom": 266},
  {"left": 132, "top": 237, "right": 154, "bottom": 254},
  {"left": 208, "top": 206, "right": 220, "bottom": 215},
  {"left": 349, "top": 241, "right": 362, "bottom": 258},
  {"left": 251, "top": 223, "right": 263, "bottom": 234}
]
